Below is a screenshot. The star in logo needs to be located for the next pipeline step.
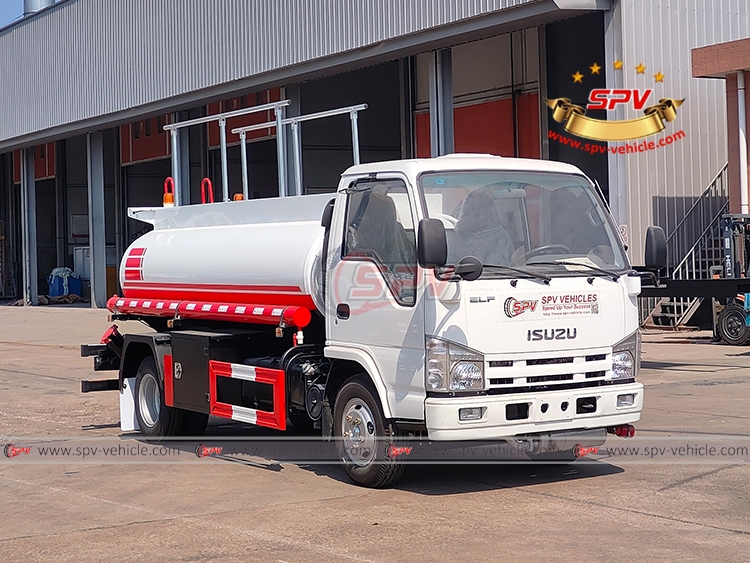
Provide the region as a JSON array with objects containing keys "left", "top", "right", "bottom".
[
  {"left": 572, "top": 71, "right": 584, "bottom": 83},
  {"left": 613, "top": 60, "right": 624, "bottom": 70},
  {"left": 635, "top": 63, "right": 647, "bottom": 74},
  {"left": 654, "top": 71, "right": 665, "bottom": 82},
  {"left": 590, "top": 62, "right": 601, "bottom": 75}
]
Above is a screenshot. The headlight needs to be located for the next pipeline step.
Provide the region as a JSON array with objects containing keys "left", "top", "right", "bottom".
[
  {"left": 611, "top": 350, "right": 634, "bottom": 379},
  {"left": 426, "top": 337, "right": 485, "bottom": 392},
  {"left": 611, "top": 330, "right": 640, "bottom": 380}
]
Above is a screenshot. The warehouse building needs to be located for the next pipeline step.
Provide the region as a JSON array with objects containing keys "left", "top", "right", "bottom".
[{"left": 0, "top": 0, "right": 746, "bottom": 318}]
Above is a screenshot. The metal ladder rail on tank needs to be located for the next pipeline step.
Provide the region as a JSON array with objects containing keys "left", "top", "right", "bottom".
[
  {"left": 162, "top": 99, "right": 292, "bottom": 204},
  {"left": 231, "top": 103, "right": 368, "bottom": 198}
]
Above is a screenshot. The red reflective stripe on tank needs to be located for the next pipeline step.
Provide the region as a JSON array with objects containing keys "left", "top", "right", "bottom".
[
  {"left": 163, "top": 354, "right": 174, "bottom": 407},
  {"left": 123, "top": 282, "right": 303, "bottom": 293},
  {"left": 124, "top": 269, "right": 143, "bottom": 281},
  {"left": 128, "top": 247, "right": 147, "bottom": 257},
  {"left": 121, "top": 286, "right": 315, "bottom": 309},
  {"left": 125, "top": 257, "right": 143, "bottom": 268}
]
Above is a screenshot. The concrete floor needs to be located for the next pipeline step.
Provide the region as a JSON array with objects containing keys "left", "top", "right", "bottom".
[{"left": 1, "top": 306, "right": 749, "bottom": 562}]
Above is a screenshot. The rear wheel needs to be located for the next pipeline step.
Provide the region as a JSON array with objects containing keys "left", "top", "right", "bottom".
[
  {"left": 717, "top": 303, "right": 750, "bottom": 345},
  {"left": 333, "top": 376, "right": 405, "bottom": 488},
  {"left": 134, "top": 356, "right": 184, "bottom": 438}
]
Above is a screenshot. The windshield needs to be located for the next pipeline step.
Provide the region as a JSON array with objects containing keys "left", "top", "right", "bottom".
[{"left": 419, "top": 170, "right": 628, "bottom": 277}]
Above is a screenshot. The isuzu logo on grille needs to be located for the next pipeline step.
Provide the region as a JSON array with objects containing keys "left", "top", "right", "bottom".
[
  {"left": 504, "top": 297, "right": 538, "bottom": 318},
  {"left": 527, "top": 328, "right": 578, "bottom": 341}
]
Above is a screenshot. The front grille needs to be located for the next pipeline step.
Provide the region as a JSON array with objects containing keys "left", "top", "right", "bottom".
[
  {"left": 489, "top": 377, "right": 514, "bottom": 385},
  {"left": 486, "top": 350, "right": 611, "bottom": 393},
  {"left": 526, "top": 357, "right": 574, "bottom": 366},
  {"left": 484, "top": 378, "right": 635, "bottom": 396},
  {"left": 586, "top": 354, "right": 607, "bottom": 362},
  {"left": 526, "top": 374, "right": 575, "bottom": 383}
]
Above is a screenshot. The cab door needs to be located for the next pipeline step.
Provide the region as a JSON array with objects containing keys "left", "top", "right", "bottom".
[{"left": 325, "top": 177, "right": 426, "bottom": 420}]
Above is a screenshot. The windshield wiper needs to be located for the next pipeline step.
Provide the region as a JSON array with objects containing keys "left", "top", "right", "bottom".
[
  {"left": 527, "top": 260, "right": 620, "bottom": 282},
  {"left": 482, "top": 264, "right": 551, "bottom": 284}
]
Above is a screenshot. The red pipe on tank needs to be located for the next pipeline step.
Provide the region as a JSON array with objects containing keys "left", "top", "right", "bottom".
[
  {"left": 201, "top": 178, "right": 214, "bottom": 204},
  {"left": 106, "top": 295, "right": 311, "bottom": 328}
]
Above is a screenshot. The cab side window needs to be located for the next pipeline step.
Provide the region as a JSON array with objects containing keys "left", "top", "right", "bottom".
[{"left": 343, "top": 180, "right": 417, "bottom": 305}]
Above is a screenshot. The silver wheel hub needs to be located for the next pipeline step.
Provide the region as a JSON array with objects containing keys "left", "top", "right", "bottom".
[
  {"left": 138, "top": 372, "right": 161, "bottom": 428},
  {"left": 341, "top": 398, "right": 377, "bottom": 466}
]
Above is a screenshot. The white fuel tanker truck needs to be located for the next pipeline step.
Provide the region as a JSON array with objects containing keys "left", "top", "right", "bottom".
[{"left": 81, "top": 153, "right": 667, "bottom": 488}]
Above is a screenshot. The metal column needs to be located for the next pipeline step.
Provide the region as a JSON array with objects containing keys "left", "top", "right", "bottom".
[
  {"left": 20, "top": 147, "right": 38, "bottom": 306},
  {"left": 604, "top": 2, "right": 629, "bottom": 237},
  {"left": 178, "top": 111, "right": 191, "bottom": 205},
  {"left": 54, "top": 140, "right": 67, "bottom": 267},
  {"left": 87, "top": 132, "right": 107, "bottom": 308},
  {"left": 169, "top": 128, "right": 181, "bottom": 206},
  {"left": 428, "top": 49, "right": 454, "bottom": 157},
  {"left": 739, "top": 71, "right": 749, "bottom": 215},
  {"left": 284, "top": 85, "right": 302, "bottom": 196},
  {"left": 275, "top": 106, "right": 287, "bottom": 198}
]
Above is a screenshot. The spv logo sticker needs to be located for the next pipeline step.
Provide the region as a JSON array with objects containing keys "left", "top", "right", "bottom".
[{"left": 504, "top": 297, "right": 538, "bottom": 318}]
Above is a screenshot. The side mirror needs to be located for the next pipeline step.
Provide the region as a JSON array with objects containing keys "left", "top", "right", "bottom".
[
  {"left": 418, "top": 218, "right": 447, "bottom": 268},
  {"left": 644, "top": 226, "right": 667, "bottom": 270}
]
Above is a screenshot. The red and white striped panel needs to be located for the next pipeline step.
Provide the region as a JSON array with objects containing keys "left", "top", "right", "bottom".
[
  {"left": 124, "top": 247, "right": 146, "bottom": 281},
  {"left": 208, "top": 361, "right": 286, "bottom": 431}
]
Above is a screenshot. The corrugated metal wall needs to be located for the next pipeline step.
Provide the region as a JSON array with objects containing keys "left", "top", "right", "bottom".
[
  {"left": 616, "top": 0, "right": 750, "bottom": 263},
  {"left": 0, "top": 0, "right": 539, "bottom": 148}
]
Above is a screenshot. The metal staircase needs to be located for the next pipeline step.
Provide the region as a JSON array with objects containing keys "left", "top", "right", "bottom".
[{"left": 641, "top": 163, "right": 729, "bottom": 327}]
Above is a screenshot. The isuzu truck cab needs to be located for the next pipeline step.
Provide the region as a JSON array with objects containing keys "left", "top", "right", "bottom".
[{"left": 83, "top": 154, "right": 659, "bottom": 488}]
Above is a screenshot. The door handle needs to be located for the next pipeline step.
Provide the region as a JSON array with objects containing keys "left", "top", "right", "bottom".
[{"left": 336, "top": 303, "right": 350, "bottom": 320}]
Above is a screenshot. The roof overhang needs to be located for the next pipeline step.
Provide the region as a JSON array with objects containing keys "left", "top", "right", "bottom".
[{"left": 692, "top": 37, "right": 750, "bottom": 79}]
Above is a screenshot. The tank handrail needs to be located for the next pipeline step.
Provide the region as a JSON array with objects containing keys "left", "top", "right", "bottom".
[
  {"left": 230, "top": 104, "right": 368, "bottom": 135},
  {"left": 231, "top": 103, "right": 368, "bottom": 197},
  {"left": 165, "top": 100, "right": 291, "bottom": 204},
  {"left": 201, "top": 178, "right": 215, "bottom": 204},
  {"left": 163, "top": 100, "right": 291, "bottom": 131}
]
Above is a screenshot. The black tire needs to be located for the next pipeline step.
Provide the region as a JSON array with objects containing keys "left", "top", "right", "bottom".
[
  {"left": 333, "top": 376, "right": 405, "bottom": 488},
  {"left": 134, "top": 356, "right": 184, "bottom": 439},
  {"left": 717, "top": 303, "right": 750, "bottom": 346}
]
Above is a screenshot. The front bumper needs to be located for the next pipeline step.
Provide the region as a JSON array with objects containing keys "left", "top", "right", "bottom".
[{"left": 425, "top": 382, "right": 643, "bottom": 441}]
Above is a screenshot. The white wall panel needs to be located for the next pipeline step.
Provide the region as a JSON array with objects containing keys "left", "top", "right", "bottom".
[
  {"left": 615, "top": 0, "right": 750, "bottom": 263},
  {"left": 0, "top": 0, "right": 546, "bottom": 149}
]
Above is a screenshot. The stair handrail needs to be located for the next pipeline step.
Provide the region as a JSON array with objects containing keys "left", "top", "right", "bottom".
[
  {"left": 671, "top": 199, "right": 729, "bottom": 280},
  {"left": 665, "top": 162, "right": 729, "bottom": 246}
]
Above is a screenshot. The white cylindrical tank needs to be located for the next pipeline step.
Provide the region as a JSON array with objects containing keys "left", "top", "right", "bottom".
[{"left": 121, "top": 194, "right": 333, "bottom": 312}]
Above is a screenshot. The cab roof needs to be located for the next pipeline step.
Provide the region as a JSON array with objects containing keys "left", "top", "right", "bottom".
[{"left": 341, "top": 154, "right": 585, "bottom": 179}]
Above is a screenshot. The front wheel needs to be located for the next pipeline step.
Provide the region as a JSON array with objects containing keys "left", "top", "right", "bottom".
[{"left": 333, "top": 376, "right": 405, "bottom": 488}]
